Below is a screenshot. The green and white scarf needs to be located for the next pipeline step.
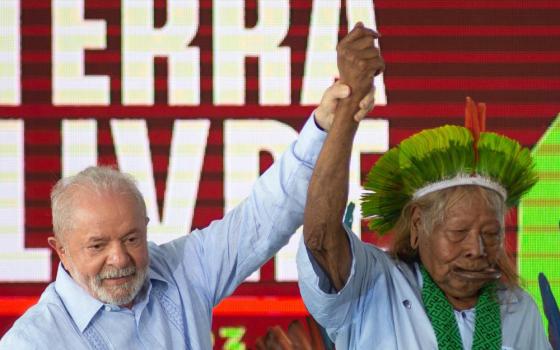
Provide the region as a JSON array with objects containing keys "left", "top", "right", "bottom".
[{"left": 420, "top": 265, "right": 502, "bottom": 350}]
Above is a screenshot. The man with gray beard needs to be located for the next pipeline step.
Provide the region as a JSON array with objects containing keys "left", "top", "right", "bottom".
[
  {"left": 0, "top": 65, "right": 380, "bottom": 348},
  {"left": 47, "top": 170, "right": 151, "bottom": 309}
]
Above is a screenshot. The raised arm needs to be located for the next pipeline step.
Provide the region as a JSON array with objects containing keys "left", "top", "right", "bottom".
[
  {"left": 163, "top": 77, "right": 377, "bottom": 305},
  {"left": 303, "top": 23, "right": 385, "bottom": 291}
]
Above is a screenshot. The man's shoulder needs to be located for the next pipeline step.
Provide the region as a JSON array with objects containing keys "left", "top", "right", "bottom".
[
  {"left": 147, "top": 236, "right": 189, "bottom": 271},
  {"left": 148, "top": 234, "right": 191, "bottom": 258},
  {"left": 16, "top": 284, "right": 68, "bottom": 325},
  {"left": 148, "top": 232, "right": 208, "bottom": 273},
  {"left": 147, "top": 236, "right": 202, "bottom": 286},
  {"left": 497, "top": 285, "right": 541, "bottom": 315},
  {"left": 1, "top": 285, "right": 74, "bottom": 348}
]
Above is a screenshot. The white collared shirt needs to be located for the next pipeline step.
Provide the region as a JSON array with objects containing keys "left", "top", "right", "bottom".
[
  {"left": 0, "top": 114, "right": 327, "bottom": 350},
  {"left": 297, "top": 226, "right": 552, "bottom": 350}
]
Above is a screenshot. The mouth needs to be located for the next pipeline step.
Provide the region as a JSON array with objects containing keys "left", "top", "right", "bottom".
[
  {"left": 102, "top": 273, "right": 135, "bottom": 285},
  {"left": 452, "top": 266, "right": 501, "bottom": 281}
]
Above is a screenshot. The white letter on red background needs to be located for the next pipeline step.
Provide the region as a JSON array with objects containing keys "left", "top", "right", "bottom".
[
  {"left": 0, "top": 0, "right": 20, "bottom": 105},
  {"left": 110, "top": 119, "right": 209, "bottom": 244},
  {"left": 214, "top": 0, "right": 290, "bottom": 105},
  {"left": 301, "top": 0, "right": 386, "bottom": 105},
  {"left": 122, "top": 0, "right": 200, "bottom": 105},
  {"left": 53, "top": 0, "right": 109, "bottom": 105},
  {"left": 0, "top": 121, "right": 50, "bottom": 282}
]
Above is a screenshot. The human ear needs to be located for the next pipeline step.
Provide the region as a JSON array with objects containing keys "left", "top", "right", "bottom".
[
  {"left": 410, "top": 206, "right": 422, "bottom": 249},
  {"left": 48, "top": 236, "right": 69, "bottom": 266}
]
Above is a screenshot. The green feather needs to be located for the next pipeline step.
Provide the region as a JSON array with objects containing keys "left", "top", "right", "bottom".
[
  {"left": 361, "top": 125, "right": 537, "bottom": 235},
  {"left": 477, "top": 132, "right": 538, "bottom": 207}
]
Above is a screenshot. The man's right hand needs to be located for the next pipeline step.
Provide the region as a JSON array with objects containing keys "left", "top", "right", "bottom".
[{"left": 336, "top": 22, "right": 384, "bottom": 99}]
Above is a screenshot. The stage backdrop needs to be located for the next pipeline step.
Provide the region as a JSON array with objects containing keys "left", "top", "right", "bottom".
[{"left": 1, "top": 0, "right": 559, "bottom": 348}]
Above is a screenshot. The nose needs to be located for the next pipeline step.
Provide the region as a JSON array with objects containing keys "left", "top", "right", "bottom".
[
  {"left": 463, "top": 231, "right": 486, "bottom": 258},
  {"left": 106, "top": 242, "right": 131, "bottom": 268}
]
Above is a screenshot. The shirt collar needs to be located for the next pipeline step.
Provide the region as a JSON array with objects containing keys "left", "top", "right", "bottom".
[
  {"left": 497, "top": 284, "right": 520, "bottom": 306},
  {"left": 148, "top": 264, "right": 168, "bottom": 284},
  {"left": 54, "top": 263, "right": 104, "bottom": 333},
  {"left": 54, "top": 261, "right": 170, "bottom": 333},
  {"left": 130, "top": 267, "right": 169, "bottom": 313}
]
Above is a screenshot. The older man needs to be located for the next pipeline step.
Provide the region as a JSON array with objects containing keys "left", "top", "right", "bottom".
[
  {"left": 297, "top": 24, "right": 552, "bottom": 350},
  {"left": 0, "top": 78, "right": 377, "bottom": 348}
]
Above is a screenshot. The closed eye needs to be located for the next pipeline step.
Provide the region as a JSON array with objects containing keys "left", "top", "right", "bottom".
[
  {"left": 445, "top": 229, "right": 469, "bottom": 242},
  {"left": 482, "top": 231, "right": 501, "bottom": 244}
]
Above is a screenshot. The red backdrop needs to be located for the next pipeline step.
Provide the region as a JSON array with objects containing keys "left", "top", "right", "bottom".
[{"left": 1, "top": 1, "right": 559, "bottom": 348}]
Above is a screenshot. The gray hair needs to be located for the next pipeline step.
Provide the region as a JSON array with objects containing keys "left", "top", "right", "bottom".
[
  {"left": 51, "top": 166, "right": 147, "bottom": 240},
  {"left": 390, "top": 185, "right": 519, "bottom": 287}
]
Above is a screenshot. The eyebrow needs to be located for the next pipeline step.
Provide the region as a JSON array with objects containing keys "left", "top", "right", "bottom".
[
  {"left": 85, "top": 236, "right": 107, "bottom": 244},
  {"left": 122, "top": 230, "right": 139, "bottom": 239},
  {"left": 84, "top": 228, "right": 142, "bottom": 243}
]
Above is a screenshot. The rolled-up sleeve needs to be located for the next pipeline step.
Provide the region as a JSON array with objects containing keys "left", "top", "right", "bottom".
[{"left": 297, "top": 224, "right": 390, "bottom": 339}]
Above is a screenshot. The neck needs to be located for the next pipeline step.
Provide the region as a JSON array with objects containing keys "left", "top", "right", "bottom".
[{"left": 445, "top": 293, "right": 478, "bottom": 310}]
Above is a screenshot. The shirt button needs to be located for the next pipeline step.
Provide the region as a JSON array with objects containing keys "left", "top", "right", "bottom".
[
  {"left": 402, "top": 300, "right": 411, "bottom": 309},
  {"left": 104, "top": 305, "right": 111, "bottom": 312}
]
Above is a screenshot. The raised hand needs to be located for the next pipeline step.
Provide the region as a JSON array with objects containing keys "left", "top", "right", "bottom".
[
  {"left": 336, "top": 22, "right": 384, "bottom": 99},
  {"left": 303, "top": 24, "right": 384, "bottom": 293},
  {"left": 314, "top": 81, "right": 376, "bottom": 131}
]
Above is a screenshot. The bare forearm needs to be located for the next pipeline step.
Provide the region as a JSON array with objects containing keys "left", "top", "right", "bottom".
[
  {"left": 303, "top": 96, "right": 361, "bottom": 290},
  {"left": 304, "top": 22, "right": 383, "bottom": 291}
]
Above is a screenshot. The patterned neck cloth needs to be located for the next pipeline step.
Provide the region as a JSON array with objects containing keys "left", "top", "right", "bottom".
[{"left": 420, "top": 265, "right": 502, "bottom": 350}]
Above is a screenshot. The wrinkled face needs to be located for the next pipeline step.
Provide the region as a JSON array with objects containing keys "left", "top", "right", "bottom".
[
  {"left": 414, "top": 191, "right": 503, "bottom": 309},
  {"left": 50, "top": 189, "right": 149, "bottom": 307}
]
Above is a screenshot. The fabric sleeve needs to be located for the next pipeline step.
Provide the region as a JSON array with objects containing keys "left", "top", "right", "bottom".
[
  {"left": 296, "top": 224, "right": 392, "bottom": 339},
  {"left": 165, "top": 114, "right": 326, "bottom": 306},
  {"left": 500, "top": 288, "right": 553, "bottom": 350},
  {"left": 0, "top": 328, "right": 40, "bottom": 350},
  {"left": 520, "top": 293, "right": 553, "bottom": 350}
]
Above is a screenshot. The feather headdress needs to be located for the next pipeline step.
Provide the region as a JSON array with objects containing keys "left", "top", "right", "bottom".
[{"left": 361, "top": 97, "right": 538, "bottom": 235}]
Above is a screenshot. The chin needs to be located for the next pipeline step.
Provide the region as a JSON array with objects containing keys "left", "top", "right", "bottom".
[
  {"left": 96, "top": 284, "right": 138, "bottom": 305},
  {"left": 105, "top": 291, "right": 136, "bottom": 306},
  {"left": 448, "top": 280, "right": 484, "bottom": 298},
  {"left": 93, "top": 269, "right": 148, "bottom": 305}
]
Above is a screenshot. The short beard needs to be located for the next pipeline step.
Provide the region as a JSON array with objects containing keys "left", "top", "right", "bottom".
[
  {"left": 67, "top": 255, "right": 148, "bottom": 306},
  {"left": 93, "top": 265, "right": 147, "bottom": 306}
]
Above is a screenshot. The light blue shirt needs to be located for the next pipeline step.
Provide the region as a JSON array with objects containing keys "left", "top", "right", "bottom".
[
  {"left": 0, "top": 115, "right": 326, "bottom": 350},
  {"left": 297, "top": 226, "right": 552, "bottom": 350}
]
